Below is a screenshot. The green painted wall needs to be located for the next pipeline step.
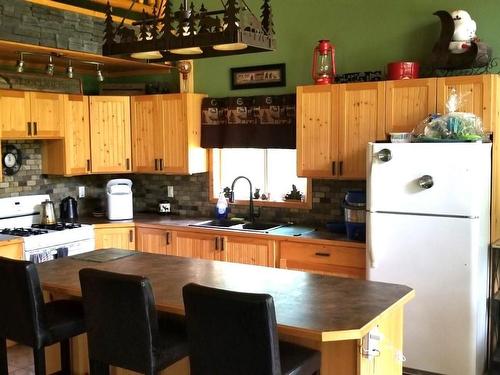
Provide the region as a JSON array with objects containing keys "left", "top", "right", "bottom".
[{"left": 193, "top": 0, "right": 500, "bottom": 97}]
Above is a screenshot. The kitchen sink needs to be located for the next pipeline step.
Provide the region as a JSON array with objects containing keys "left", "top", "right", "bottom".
[{"left": 190, "top": 220, "right": 285, "bottom": 232}]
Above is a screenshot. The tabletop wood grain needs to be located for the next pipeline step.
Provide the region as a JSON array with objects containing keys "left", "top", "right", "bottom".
[{"left": 36, "top": 249, "right": 414, "bottom": 341}]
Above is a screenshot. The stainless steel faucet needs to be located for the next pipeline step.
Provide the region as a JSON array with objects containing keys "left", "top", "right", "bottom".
[{"left": 229, "top": 176, "right": 255, "bottom": 223}]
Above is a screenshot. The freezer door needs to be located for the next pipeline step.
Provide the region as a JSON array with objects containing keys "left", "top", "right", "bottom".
[
  {"left": 367, "top": 142, "right": 491, "bottom": 216},
  {"left": 367, "top": 212, "right": 487, "bottom": 375}
]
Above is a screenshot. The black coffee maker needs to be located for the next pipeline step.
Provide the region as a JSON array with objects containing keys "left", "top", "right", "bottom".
[{"left": 60, "top": 196, "right": 78, "bottom": 224}]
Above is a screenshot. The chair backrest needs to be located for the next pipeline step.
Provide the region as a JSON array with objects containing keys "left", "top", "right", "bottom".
[
  {"left": 0, "top": 256, "right": 47, "bottom": 347},
  {"left": 79, "top": 268, "right": 160, "bottom": 373},
  {"left": 182, "top": 283, "right": 282, "bottom": 375}
]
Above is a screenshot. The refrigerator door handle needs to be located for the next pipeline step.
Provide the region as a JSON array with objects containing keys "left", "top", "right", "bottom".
[
  {"left": 366, "top": 213, "right": 377, "bottom": 268},
  {"left": 376, "top": 148, "right": 392, "bottom": 162}
]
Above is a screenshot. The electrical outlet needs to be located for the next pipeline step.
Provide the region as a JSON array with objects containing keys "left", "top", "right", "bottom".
[
  {"left": 78, "top": 186, "right": 86, "bottom": 198},
  {"left": 167, "top": 186, "right": 174, "bottom": 198}
]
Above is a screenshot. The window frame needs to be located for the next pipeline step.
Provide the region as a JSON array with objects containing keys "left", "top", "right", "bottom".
[{"left": 208, "top": 150, "right": 312, "bottom": 209}]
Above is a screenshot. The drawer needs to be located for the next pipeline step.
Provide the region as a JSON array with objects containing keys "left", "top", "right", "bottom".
[{"left": 280, "top": 241, "right": 365, "bottom": 268}]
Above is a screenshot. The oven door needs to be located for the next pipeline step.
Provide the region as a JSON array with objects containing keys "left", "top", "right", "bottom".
[{"left": 24, "top": 238, "right": 95, "bottom": 262}]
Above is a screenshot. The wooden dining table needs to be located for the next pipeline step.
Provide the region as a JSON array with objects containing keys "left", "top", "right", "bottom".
[{"left": 36, "top": 249, "right": 414, "bottom": 375}]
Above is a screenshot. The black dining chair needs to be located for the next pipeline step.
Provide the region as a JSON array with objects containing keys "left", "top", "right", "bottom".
[
  {"left": 79, "top": 268, "right": 188, "bottom": 375},
  {"left": 0, "top": 256, "right": 86, "bottom": 375},
  {"left": 182, "top": 282, "right": 321, "bottom": 375}
]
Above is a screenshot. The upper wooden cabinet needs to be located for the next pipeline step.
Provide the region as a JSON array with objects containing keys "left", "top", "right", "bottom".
[
  {"left": 0, "top": 90, "right": 64, "bottom": 139},
  {"left": 90, "top": 96, "right": 132, "bottom": 173},
  {"left": 42, "top": 95, "right": 92, "bottom": 176},
  {"left": 385, "top": 78, "right": 437, "bottom": 134},
  {"left": 436, "top": 75, "right": 496, "bottom": 133},
  {"left": 131, "top": 93, "right": 208, "bottom": 175},
  {"left": 297, "top": 82, "right": 385, "bottom": 179}
]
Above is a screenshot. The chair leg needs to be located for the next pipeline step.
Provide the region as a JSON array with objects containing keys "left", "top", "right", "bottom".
[
  {"left": 33, "top": 347, "right": 46, "bottom": 375},
  {"left": 89, "top": 359, "right": 110, "bottom": 375},
  {"left": 0, "top": 339, "right": 8, "bottom": 375},
  {"left": 60, "top": 339, "right": 71, "bottom": 375}
]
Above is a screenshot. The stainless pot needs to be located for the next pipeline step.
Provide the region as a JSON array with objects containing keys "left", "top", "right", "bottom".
[
  {"left": 344, "top": 207, "right": 366, "bottom": 223},
  {"left": 41, "top": 199, "right": 56, "bottom": 225}
]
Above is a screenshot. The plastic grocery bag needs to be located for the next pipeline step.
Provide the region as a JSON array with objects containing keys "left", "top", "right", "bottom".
[{"left": 412, "top": 88, "right": 484, "bottom": 141}]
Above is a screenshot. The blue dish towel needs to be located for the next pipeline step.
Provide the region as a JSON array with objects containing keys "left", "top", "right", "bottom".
[{"left": 56, "top": 247, "right": 69, "bottom": 259}]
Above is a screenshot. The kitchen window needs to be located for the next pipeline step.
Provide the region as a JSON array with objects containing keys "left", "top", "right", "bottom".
[{"left": 211, "top": 149, "right": 310, "bottom": 208}]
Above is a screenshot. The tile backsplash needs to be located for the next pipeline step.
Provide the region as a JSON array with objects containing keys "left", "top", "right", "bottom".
[{"left": 1, "top": 141, "right": 364, "bottom": 226}]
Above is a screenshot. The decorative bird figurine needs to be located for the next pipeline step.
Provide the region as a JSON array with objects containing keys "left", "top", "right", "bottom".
[
  {"left": 449, "top": 10, "right": 477, "bottom": 54},
  {"left": 428, "top": 10, "right": 491, "bottom": 71}
]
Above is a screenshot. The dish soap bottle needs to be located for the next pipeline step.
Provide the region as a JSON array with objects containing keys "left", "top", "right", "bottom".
[{"left": 215, "top": 193, "right": 229, "bottom": 219}]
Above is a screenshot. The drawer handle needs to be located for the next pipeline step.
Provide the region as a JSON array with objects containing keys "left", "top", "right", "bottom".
[{"left": 315, "top": 252, "right": 330, "bottom": 257}]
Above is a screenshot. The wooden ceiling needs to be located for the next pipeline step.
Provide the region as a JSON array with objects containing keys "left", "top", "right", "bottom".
[{"left": 0, "top": 40, "right": 173, "bottom": 77}]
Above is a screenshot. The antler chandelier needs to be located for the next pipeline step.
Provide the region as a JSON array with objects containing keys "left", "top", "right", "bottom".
[{"left": 103, "top": 0, "right": 276, "bottom": 61}]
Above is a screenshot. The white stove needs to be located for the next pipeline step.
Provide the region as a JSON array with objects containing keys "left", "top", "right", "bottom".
[{"left": 0, "top": 194, "right": 95, "bottom": 262}]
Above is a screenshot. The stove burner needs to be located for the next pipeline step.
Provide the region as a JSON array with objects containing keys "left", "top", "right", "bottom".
[
  {"left": 32, "top": 222, "right": 82, "bottom": 231},
  {"left": 1, "top": 228, "right": 48, "bottom": 237}
]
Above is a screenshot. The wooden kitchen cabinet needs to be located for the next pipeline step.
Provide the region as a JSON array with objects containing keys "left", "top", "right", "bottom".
[
  {"left": 297, "top": 82, "right": 384, "bottom": 179},
  {"left": 175, "top": 231, "right": 222, "bottom": 260},
  {"left": 89, "top": 96, "right": 132, "bottom": 173},
  {"left": 296, "top": 85, "right": 337, "bottom": 178},
  {"left": 385, "top": 78, "right": 437, "bottom": 134},
  {"left": 42, "top": 95, "right": 92, "bottom": 176},
  {"left": 135, "top": 226, "right": 175, "bottom": 255},
  {"left": 0, "top": 90, "right": 64, "bottom": 139},
  {"left": 131, "top": 93, "right": 207, "bottom": 175},
  {"left": 279, "top": 240, "right": 366, "bottom": 279},
  {"left": 437, "top": 75, "right": 496, "bottom": 132},
  {"left": 94, "top": 226, "right": 135, "bottom": 251},
  {"left": 0, "top": 239, "right": 24, "bottom": 260},
  {"left": 223, "top": 235, "right": 276, "bottom": 267}
]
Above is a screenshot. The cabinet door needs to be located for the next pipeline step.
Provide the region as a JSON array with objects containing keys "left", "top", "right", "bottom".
[
  {"left": 0, "top": 89, "right": 30, "bottom": 138},
  {"left": 131, "top": 95, "right": 163, "bottom": 173},
  {"left": 90, "top": 96, "right": 132, "bottom": 173},
  {"left": 159, "top": 94, "right": 188, "bottom": 174},
  {"left": 64, "top": 95, "right": 91, "bottom": 175},
  {"left": 338, "top": 82, "right": 385, "bottom": 179},
  {"left": 296, "top": 85, "right": 338, "bottom": 178},
  {"left": 29, "top": 92, "right": 64, "bottom": 138},
  {"left": 0, "top": 242, "right": 23, "bottom": 260},
  {"left": 136, "top": 226, "right": 175, "bottom": 255},
  {"left": 94, "top": 227, "right": 135, "bottom": 250},
  {"left": 175, "top": 231, "right": 221, "bottom": 260},
  {"left": 386, "top": 78, "right": 437, "bottom": 134},
  {"left": 223, "top": 235, "right": 275, "bottom": 267},
  {"left": 279, "top": 241, "right": 366, "bottom": 279},
  {"left": 437, "top": 75, "right": 494, "bottom": 132}
]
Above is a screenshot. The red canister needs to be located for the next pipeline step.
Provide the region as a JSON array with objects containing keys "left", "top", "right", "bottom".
[{"left": 387, "top": 61, "right": 420, "bottom": 80}]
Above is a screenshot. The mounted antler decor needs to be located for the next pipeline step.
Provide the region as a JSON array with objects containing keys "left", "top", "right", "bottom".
[{"left": 103, "top": 0, "right": 276, "bottom": 61}]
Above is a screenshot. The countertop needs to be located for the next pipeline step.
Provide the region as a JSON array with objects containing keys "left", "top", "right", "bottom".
[
  {"left": 80, "top": 213, "right": 363, "bottom": 245},
  {"left": 37, "top": 249, "right": 412, "bottom": 341}
]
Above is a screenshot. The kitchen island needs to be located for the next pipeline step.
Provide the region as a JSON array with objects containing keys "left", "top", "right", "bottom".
[{"left": 37, "top": 249, "right": 414, "bottom": 375}]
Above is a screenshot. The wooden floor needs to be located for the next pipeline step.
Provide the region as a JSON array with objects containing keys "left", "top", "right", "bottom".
[{"left": 6, "top": 345, "right": 34, "bottom": 375}]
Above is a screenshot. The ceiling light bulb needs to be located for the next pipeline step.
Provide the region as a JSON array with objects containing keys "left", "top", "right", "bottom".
[
  {"left": 169, "top": 47, "right": 203, "bottom": 55},
  {"left": 130, "top": 51, "right": 163, "bottom": 60},
  {"left": 96, "top": 65, "right": 104, "bottom": 82},
  {"left": 213, "top": 43, "right": 248, "bottom": 51},
  {"left": 46, "top": 56, "right": 55, "bottom": 76},
  {"left": 16, "top": 55, "right": 24, "bottom": 73},
  {"left": 66, "top": 60, "right": 74, "bottom": 79}
]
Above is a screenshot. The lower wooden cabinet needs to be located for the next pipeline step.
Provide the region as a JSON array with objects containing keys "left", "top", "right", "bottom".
[
  {"left": 224, "top": 235, "right": 276, "bottom": 267},
  {"left": 279, "top": 241, "right": 366, "bottom": 279},
  {"left": 94, "top": 226, "right": 136, "bottom": 250},
  {"left": 135, "top": 226, "right": 175, "bottom": 255},
  {"left": 175, "top": 231, "right": 222, "bottom": 260},
  {"left": 0, "top": 240, "right": 23, "bottom": 260}
]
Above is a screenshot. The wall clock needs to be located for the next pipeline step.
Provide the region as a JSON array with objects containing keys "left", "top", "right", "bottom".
[{"left": 3, "top": 145, "right": 22, "bottom": 176}]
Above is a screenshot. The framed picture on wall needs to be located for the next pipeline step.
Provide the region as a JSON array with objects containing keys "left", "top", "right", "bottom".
[{"left": 230, "top": 63, "right": 286, "bottom": 90}]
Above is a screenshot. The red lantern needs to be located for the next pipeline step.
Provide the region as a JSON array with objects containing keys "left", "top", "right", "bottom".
[{"left": 312, "top": 40, "right": 336, "bottom": 84}]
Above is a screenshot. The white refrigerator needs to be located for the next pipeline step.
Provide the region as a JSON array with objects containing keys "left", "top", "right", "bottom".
[{"left": 366, "top": 142, "right": 491, "bottom": 375}]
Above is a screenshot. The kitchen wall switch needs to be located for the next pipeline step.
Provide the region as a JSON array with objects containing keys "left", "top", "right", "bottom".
[
  {"left": 78, "top": 186, "right": 86, "bottom": 198},
  {"left": 167, "top": 186, "right": 174, "bottom": 198}
]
